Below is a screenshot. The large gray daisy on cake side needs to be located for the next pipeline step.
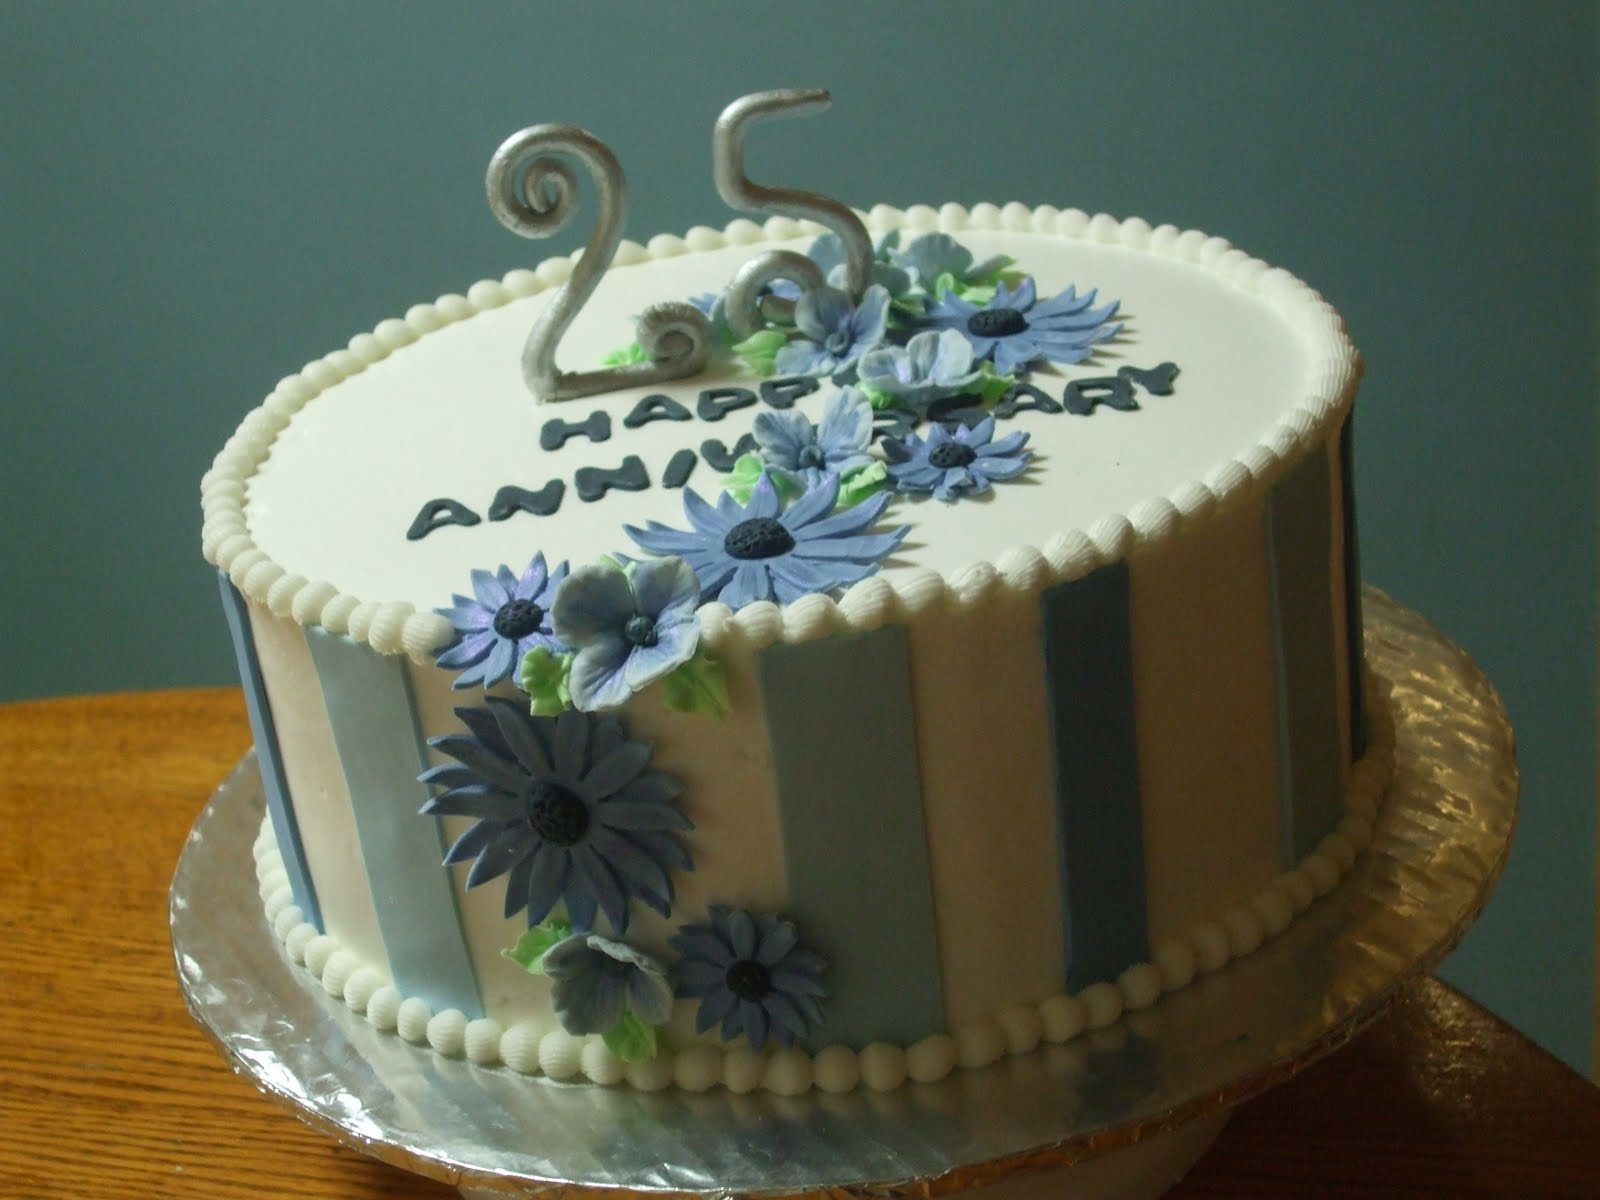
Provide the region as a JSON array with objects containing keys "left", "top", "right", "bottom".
[{"left": 421, "top": 699, "right": 692, "bottom": 934}]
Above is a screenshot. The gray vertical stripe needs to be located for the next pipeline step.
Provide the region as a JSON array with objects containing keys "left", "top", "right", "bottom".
[
  {"left": 1040, "top": 561, "right": 1149, "bottom": 991},
  {"left": 758, "top": 624, "right": 944, "bottom": 1049},
  {"left": 1267, "top": 444, "right": 1345, "bottom": 862}
]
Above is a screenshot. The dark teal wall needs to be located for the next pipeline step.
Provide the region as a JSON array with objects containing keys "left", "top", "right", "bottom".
[{"left": 4, "top": 2, "right": 1594, "bottom": 1069}]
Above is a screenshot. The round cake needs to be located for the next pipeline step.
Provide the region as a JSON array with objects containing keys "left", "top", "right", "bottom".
[{"left": 205, "top": 197, "right": 1390, "bottom": 1095}]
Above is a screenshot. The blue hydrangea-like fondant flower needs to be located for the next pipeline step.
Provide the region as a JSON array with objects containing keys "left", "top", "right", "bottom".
[
  {"left": 752, "top": 388, "right": 874, "bottom": 489},
  {"left": 625, "top": 472, "right": 907, "bottom": 610},
  {"left": 543, "top": 932, "right": 674, "bottom": 1036},
  {"left": 884, "top": 414, "right": 1032, "bottom": 502},
  {"left": 924, "top": 277, "right": 1121, "bottom": 375},
  {"left": 670, "top": 906, "right": 826, "bottom": 1050},
  {"left": 774, "top": 284, "right": 892, "bottom": 377},
  {"left": 422, "top": 699, "right": 692, "bottom": 934},
  {"left": 435, "top": 554, "right": 569, "bottom": 690},
  {"left": 551, "top": 558, "right": 700, "bottom": 712},
  {"left": 892, "top": 231, "right": 1011, "bottom": 296},
  {"left": 856, "top": 329, "right": 984, "bottom": 411}
]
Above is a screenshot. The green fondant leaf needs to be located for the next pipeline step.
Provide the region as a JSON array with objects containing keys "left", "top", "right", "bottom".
[
  {"left": 503, "top": 917, "right": 574, "bottom": 973},
  {"left": 973, "top": 361, "right": 1016, "bottom": 403},
  {"left": 836, "top": 461, "right": 889, "bottom": 510},
  {"left": 858, "top": 383, "right": 903, "bottom": 412},
  {"left": 602, "top": 342, "right": 649, "bottom": 367},
  {"left": 662, "top": 650, "right": 731, "bottom": 719},
  {"left": 519, "top": 647, "right": 574, "bottom": 716},
  {"left": 602, "top": 1010, "right": 658, "bottom": 1063},
  {"left": 731, "top": 329, "right": 788, "bottom": 377},
  {"left": 722, "top": 452, "right": 769, "bottom": 504}
]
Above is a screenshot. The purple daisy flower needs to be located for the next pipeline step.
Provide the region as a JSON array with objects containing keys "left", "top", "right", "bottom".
[
  {"left": 434, "top": 554, "right": 569, "bottom": 691},
  {"left": 923, "top": 277, "right": 1121, "bottom": 375},
  {"left": 884, "top": 414, "right": 1032, "bottom": 502},
  {"left": 624, "top": 473, "right": 907, "bottom": 610},
  {"left": 422, "top": 699, "right": 692, "bottom": 934},
  {"left": 670, "top": 906, "right": 826, "bottom": 1050}
]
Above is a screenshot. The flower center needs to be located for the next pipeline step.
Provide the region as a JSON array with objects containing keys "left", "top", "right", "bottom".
[
  {"left": 928, "top": 442, "right": 977, "bottom": 469},
  {"left": 493, "top": 598, "right": 545, "bottom": 640},
  {"left": 724, "top": 959, "right": 772, "bottom": 1002},
  {"left": 823, "top": 330, "right": 852, "bottom": 356},
  {"left": 723, "top": 517, "right": 796, "bottom": 561},
  {"left": 624, "top": 614, "right": 658, "bottom": 648},
  {"left": 967, "top": 307, "right": 1029, "bottom": 338},
  {"left": 797, "top": 444, "right": 827, "bottom": 470},
  {"left": 525, "top": 780, "right": 589, "bottom": 847}
]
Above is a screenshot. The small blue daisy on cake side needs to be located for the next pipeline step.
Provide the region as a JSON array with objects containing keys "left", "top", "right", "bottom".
[
  {"left": 670, "top": 906, "right": 827, "bottom": 1050},
  {"left": 434, "top": 554, "right": 569, "bottom": 690}
]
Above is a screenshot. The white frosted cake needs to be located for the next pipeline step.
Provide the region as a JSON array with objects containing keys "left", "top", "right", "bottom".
[{"left": 205, "top": 192, "right": 1390, "bottom": 1095}]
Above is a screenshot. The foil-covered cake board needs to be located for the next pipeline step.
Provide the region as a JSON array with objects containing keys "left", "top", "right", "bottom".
[{"left": 171, "top": 591, "right": 1517, "bottom": 1200}]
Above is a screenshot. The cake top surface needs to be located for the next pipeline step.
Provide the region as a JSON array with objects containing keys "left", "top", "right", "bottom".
[{"left": 205, "top": 202, "right": 1359, "bottom": 659}]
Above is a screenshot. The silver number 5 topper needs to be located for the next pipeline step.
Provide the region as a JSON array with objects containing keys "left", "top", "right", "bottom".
[{"left": 487, "top": 90, "right": 872, "bottom": 404}]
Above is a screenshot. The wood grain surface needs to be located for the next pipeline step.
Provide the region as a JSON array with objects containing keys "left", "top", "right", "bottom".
[{"left": 2, "top": 688, "right": 1597, "bottom": 1199}]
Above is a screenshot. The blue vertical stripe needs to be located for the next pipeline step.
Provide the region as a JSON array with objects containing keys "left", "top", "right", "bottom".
[
  {"left": 305, "top": 629, "right": 484, "bottom": 1018},
  {"left": 1267, "top": 444, "right": 1346, "bottom": 862},
  {"left": 1339, "top": 413, "right": 1367, "bottom": 760},
  {"left": 216, "top": 573, "right": 322, "bottom": 929},
  {"left": 758, "top": 625, "right": 943, "bottom": 1049},
  {"left": 1040, "top": 561, "right": 1149, "bottom": 991}
]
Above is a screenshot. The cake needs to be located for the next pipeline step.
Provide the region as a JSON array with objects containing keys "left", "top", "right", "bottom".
[{"left": 203, "top": 96, "right": 1390, "bottom": 1096}]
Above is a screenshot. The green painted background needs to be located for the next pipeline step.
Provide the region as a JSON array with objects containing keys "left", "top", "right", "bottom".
[{"left": 5, "top": 3, "right": 1595, "bottom": 1070}]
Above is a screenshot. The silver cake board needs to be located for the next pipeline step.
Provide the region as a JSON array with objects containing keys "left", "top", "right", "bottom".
[{"left": 172, "top": 591, "right": 1517, "bottom": 1199}]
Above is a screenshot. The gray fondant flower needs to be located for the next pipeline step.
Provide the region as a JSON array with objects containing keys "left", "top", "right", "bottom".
[
  {"left": 856, "top": 329, "right": 984, "bottom": 411},
  {"left": 625, "top": 472, "right": 907, "bottom": 610},
  {"left": 892, "top": 231, "right": 1011, "bottom": 296},
  {"left": 924, "top": 277, "right": 1121, "bottom": 375},
  {"left": 884, "top": 414, "right": 1032, "bottom": 502},
  {"left": 543, "top": 932, "right": 674, "bottom": 1036},
  {"left": 422, "top": 700, "right": 692, "bottom": 934},
  {"left": 752, "top": 387, "right": 875, "bottom": 489},
  {"left": 774, "top": 284, "right": 892, "bottom": 377},
  {"left": 670, "top": 906, "right": 826, "bottom": 1050},
  {"left": 551, "top": 558, "right": 700, "bottom": 712},
  {"left": 434, "top": 554, "right": 569, "bottom": 690}
]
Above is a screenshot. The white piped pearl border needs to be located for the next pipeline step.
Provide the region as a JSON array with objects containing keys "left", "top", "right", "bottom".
[
  {"left": 253, "top": 675, "right": 1394, "bottom": 1095},
  {"left": 202, "top": 203, "right": 1362, "bottom": 661}
]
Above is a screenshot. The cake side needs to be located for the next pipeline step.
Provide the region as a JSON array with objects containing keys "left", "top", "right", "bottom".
[{"left": 208, "top": 201, "right": 1375, "bottom": 1092}]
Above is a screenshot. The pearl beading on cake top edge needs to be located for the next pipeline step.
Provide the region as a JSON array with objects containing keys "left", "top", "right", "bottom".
[
  {"left": 200, "top": 202, "right": 1364, "bottom": 663},
  {"left": 251, "top": 672, "right": 1396, "bottom": 1096}
]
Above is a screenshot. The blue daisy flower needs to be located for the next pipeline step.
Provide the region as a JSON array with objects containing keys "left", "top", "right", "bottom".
[
  {"left": 422, "top": 699, "right": 693, "bottom": 934},
  {"left": 670, "top": 906, "right": 827, "bottom": 1050},
  {"left": 434, "top": 554, "right": 569, "bottom": 691},
  {"left": 774, "top": 284, "right": 892, "bottom": 377},
  {"left": 625, "top": 472, "right": 907, "bottom": 610},
  {"left": 924, "top": 277, "right": 1121, "bottom": 375},
  {"left": 752, "top": 387, "right": 875, "bottom": 489},
  {"left": 551, "top": 557, "right": 700, "bottom": 712},
  {"left": 543, "top": 932, "right": 673, "bottom": 1036},
  {"left": 884, "top": 414, "right": 1032, "bottom": 502}
]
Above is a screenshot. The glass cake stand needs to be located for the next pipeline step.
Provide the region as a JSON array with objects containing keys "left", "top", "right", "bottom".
[{"left": 171, "top": 590, "right": 1517, "bottom": 1200}]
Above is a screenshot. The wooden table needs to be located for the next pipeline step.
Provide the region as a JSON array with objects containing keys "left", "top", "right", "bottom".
[{"left": 3, "top": 689, "right": 1597, "bottom": 1198}]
